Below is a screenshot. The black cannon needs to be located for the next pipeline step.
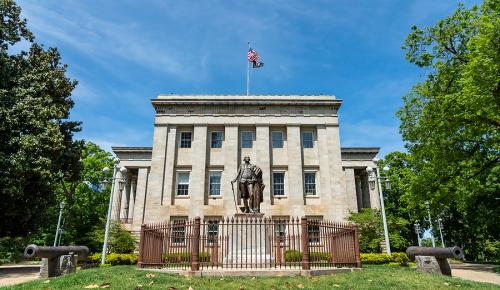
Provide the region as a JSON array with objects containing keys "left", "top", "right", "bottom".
[
  {"left": 406, "top": 246, "right": 464, "bottom": 276},
  {"left": 24, "top": 244, "right": 89, "bottom": 278}
]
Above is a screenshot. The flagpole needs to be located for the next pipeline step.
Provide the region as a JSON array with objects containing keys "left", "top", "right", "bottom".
[{"left": 246, "top": 41, "right": 250, "bottom": 96}]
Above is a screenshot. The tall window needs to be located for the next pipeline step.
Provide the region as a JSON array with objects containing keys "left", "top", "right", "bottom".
[
  {"left": 180, "top": 132, "right": 192, "bottom": 148},
  {"left": 301, "top": 132, "right": 314, "bottom": 148},
  {"left": 176, "top": 172, "right": 190, "bottom": 196},
  {"left": 206, "top": 218, "right": 220, "bottom": 245},
  {"left": 170, "top": 216, "right": 188, "bottom": 244},
  {"left": 209, "top": 171, "right": 221, "bottom": 196},
  {"left": 272, "top": 172, "right": 285, "bottom": 196},
  {"left": 304, "top": 172, "right": 316, "bottom": 195},
  {"left": 211, "top": 131, "right": 223, "bottom": 148},
  {"left": 241, "top": 131, "right": 253, "bottom": 148},
  {"left": 308, "top": 223, "right": 320, "bottom": 243},
  {"left": 271, "top": 131, "right": 283, "bottom": 148}
]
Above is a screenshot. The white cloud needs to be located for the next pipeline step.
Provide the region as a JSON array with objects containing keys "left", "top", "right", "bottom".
[{"left": 19, "top": 1, "right": 196, "bottom": 80}]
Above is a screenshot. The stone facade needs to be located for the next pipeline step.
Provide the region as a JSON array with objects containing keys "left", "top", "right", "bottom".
[{"left": 111, "top": 95, "right": 381, "bottom": 232}]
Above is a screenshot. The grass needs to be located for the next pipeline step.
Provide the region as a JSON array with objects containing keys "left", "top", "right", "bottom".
[{"left": 4, "top": 264, "right": 499, "bottom": 290}]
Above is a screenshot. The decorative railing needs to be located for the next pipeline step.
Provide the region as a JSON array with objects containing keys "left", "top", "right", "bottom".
[{"left": 138, "top": 217, "right": 360, "bottom": 270}]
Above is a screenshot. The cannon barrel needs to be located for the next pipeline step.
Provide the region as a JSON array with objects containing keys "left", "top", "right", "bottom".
[
  {"left": 406, "top": 246, "right": 464, "bottom": 260},
  {"left": 24, "top": 244, "right": 89, "bottom": 260}
]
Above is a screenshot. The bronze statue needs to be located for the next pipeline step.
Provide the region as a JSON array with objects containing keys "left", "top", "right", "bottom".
[{"left": 231, "top": 156, "right": 264, "bottom": 213}]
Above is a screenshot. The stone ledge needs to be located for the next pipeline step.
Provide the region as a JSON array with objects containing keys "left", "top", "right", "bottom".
[{"left": 138, "top": 267, "right": 361, "bottom": 277}]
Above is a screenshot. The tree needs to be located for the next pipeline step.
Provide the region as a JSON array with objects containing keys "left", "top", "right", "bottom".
[
  {"left": 347, "top": 208, "right": 410, "bottom": 253},
  {"left": 0, "top": 0, "right": 83, "bottom": 236},
  {"left": 399, "top": 0, "right": 499, "bottom": 260},
  {"left": 53, "top": 142, "right": 113, "bottom": 250}
]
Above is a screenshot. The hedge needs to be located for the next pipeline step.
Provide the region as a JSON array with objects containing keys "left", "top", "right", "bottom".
[
  {"left": 162, "top": 252, "right": 211, "bottom": 263},
  {"left": 361, "top": 252, "right": 409, "bottom": 265},
  {"left": 284, "top": 250, "right": 331, "bottom": 262},
  {"left": 87, "top": 253, "right": 138, "bottom": 265},
  {"left": 285, "top": 250, "right": 409, "bottom": 264}
]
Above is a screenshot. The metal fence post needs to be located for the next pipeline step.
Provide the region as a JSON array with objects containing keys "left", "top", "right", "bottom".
[
  {"left": 353, "top": 225, "right": 361, "bottom": 268},
  {"left": 191, "top": 217, "right": 201, "bottom": 271},
  {"left": 301, "top": 217, "right": 310, "bottom": 270},
  {"left": 138, "top": 224, "right": 146, "bottom": 268}
]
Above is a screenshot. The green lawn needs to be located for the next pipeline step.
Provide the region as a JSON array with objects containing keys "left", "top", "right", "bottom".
[{"left": 4, "top": 264, "right": 499, "bottom": 290}]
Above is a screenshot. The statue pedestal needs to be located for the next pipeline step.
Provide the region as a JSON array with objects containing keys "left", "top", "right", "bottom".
[
  {"left": 223, "top": 214, "right": 274, "bottom": 266},
  {"left": 234, "top": 212, "right": 264, "bottom": 219}
]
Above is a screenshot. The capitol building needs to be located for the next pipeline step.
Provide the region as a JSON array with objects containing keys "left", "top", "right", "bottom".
[{"left": 110, "top": 95, "right": 381, "bottom": 232}]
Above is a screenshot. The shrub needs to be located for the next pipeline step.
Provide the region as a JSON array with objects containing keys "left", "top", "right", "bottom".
[
  {"left": 284, "top": 251, "right": 331, "bottom": 262},
  {"left": 0, "top": 237, "right": 26, "bottom": 264},
  {"left": 87, "top": 221, "right": 137, "bottom": 254},
  {"left": 86, "top": 252, "right": 138, "bottom": 265},
  {"left": 391, "top": 252, "right": 409, "bottom": 265},
  {"left": 284, "top": 250, "right": 302, "bottom": 262},
  {"left": 360, "top": 252, "right": 409, "bottom": 264},
  {"left": 310, "top": 252, "right": 331, "bottom": 262},
  {"left": 107, "top": 253, "right": 138, "bottom": 265},
  {"left": 87, "top": 252, "right": 102, "bottom": 263},
  {"left": 162, "top": 252, "right": 211, "bottom": 263}
]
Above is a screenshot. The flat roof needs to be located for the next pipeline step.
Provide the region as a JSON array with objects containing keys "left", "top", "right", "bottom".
[
  {"left": 112, "top": 146, "right": 380, "bottom": 154},
  {"left": 156, "top": 94, "right": 337, "bottom": 100},
  {"left": 152, "top": 95, "right": 342, "bottom": 108},
  {"left": 340, "top": 147, "right": 380, "bottom": 154}
]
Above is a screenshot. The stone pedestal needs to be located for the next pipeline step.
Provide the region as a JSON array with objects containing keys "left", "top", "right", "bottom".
[
  {"left": 234, "top": 213, "right": 264, "bottom": 219},
  {"left": 39, "top": 255, "right": 78, "bottom": 278},
  {"left": 415, "top": 256, "right": 452, "bottom": 276},
  {"left": 59, "top": 254, "right": 77, "bottom": 275},
  {"left": 224, "top": 213, "right": 274, "bottom": 266}
]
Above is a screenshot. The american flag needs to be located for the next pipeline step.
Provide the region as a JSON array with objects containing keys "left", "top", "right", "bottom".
[
  {"left": 248, "top": 47, "right": 264, "bottom": 68},
  {"left": 248, "top": 48, "right": 260, "bottom": 62}
]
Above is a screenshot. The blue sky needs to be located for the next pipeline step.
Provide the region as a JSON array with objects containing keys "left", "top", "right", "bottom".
[{"left": 18, "top": 0, "right": 479, "bottom": 156}]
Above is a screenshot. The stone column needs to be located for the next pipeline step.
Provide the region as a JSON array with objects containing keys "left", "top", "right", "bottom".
[
  {"left": 369, "top": 168, "right": 381, "bottom": 210},
  {"left": 344, "top": 168, "right": 358, "bottom": 213},
  {"left": 143, "top": 124, "right": 169, "bottom": 223},
  {"left": 222, "top": 124, "right": 239, "bottom": 216},
  {"left": 120, "top": 176, "right": 131, "bottom": 220},
  {"left": 128, "top": 176, "right": 138, "bottom": 221},
  {"left": 111, "top": 170, "right": 123, "bottom": 220},
  {"left": 317, "top": 125, "right": 332, "bottom": 207},
  {"left": 286, "top": 125, "right": 304, "bottom": 216},
  {"left": 255, "top": 125, "right": 271, "bottom": 210},
  {"left": 326, "top": 125, "right": 348, "bottom": 220},
  {"left": 132, "top": 167, "right": 150, "bottom": 232},
  {"left": 355, "top": 175, "right": 363, "bottom": 211},
  {"left": 163, "top": 125, "right": 177, "bottom": 206},
  {"left": 360, "top": 173, "right": 373, "bottom": 209},
  {"left": 189, "top": 125, "right": 208, "bottom": 217}
]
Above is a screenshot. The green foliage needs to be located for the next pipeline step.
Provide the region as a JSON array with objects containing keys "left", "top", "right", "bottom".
[
  {"left": 360, "top": 253, "right": 391, "bottom": 264},
  {"left": 162, "top": 252, "right": 211, "bottom": 263},
  {"left": 391, "top": 252, "right": 410, "bottom": 265},
  {"left": 283, "top": 250, "right": 331, "bottom": 262},
  {"left": 7, "top": 264, "right": 498, "bottom": 290},
  {"left": 108, "top": 222, "right": 136, "bottom": 254},
  {"left": 347, "top": 208, "right": 411, "bottom": 253},
  {"left": 88, "top": 221, "right": 136, "bottom": 254},
  {"left": 0, "top": 0, "right": 83, "bottom": 237},
  {"left": 86, "top": 253, "right": 138, "bottom": 265},
  {"left": 310, "top": 252, "right": 331, "bottom": 262},
  {"left": 25, "top": 141, "right": 113, "bottom": 253},
  {"left": 284, "top": 250, "right": 302, "bottom": 262},
  {"left": 0, "top": 237, "right": 26, "bottom": 264},
  {"left": 360, "top": 252, "right": 409, "bottom": 265},
  {"left": 347, "top": 209, "right": 383, "bottom": 253},
  {"left": 398, "top": 0, "right": 500, "bottom": 260}
]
